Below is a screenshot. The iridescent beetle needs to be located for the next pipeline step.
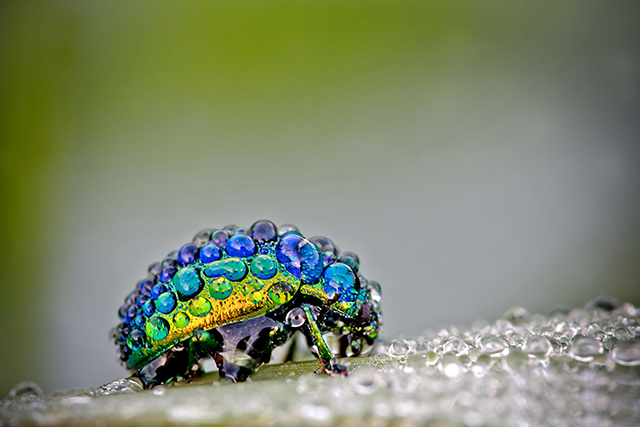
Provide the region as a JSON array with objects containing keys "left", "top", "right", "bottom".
[{"left": 111, "top": 220, "right": 382, "bottom": 387}]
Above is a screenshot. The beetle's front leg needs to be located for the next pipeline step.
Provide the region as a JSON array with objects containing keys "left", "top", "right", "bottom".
[{"left": 299, "top": 304, "right": 347, "bottom": 377}]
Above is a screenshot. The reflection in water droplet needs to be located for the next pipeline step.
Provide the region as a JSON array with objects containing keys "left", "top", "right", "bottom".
[
  {"left": 505, "top": 348, "right": 527, "bottom": 371},
  {"left": 91, "top": 378, "right": 143, "bottom": 397},
  {"left": 480, "top": 336, "right": 508, "bottom": 355},
  {"left": 503, "top": 306, "right": 531, "bottom": 323},
  {"left": 443, "top": 338, "right": 470, "bottom": 356},
  {"left": 569, "top": 335, "right": 603, "bottom": 362},
  {"left": 611, "top": 340, "right": 640, "bottom": 366},
  {"left": 389, "top": 340, "right": 410, "bottom": 357},
  {"left": 9, "top": 382, "right": 44, "bottom": 399},
  {"left": 524, "top": 335, "right": 551, "bottom": 358},
  {"left": 7, "top": 296, "right": 640, "bottom": 427},
  {"left": 415, "top": 339, "right": 433, "bottom": 354},
  {"left": 441, "top": 353, "right": 462, "bottom": 378}
]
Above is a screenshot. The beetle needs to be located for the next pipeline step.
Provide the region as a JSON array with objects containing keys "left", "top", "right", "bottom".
[{"left": 111, "top": 220, "right": 382, "bottom": 387}]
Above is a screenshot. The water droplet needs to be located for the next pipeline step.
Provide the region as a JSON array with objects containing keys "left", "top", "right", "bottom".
[
  {"left": 611, "top": 339, "right": 640, "bottom": 366},
  {"left": 173, "top": 311, "right": 190, "bottom": 328},
  {"left": 199, "top": 244, "right": 222, "bottom": 263},
  {"left": 415, "top": 339, "right": 433, "bottom": 354},
  {"left": 390, "top": 373, "right": 417, "bottom": 396},
  {"left": 146, "top": 317, "right": 170, "bottom": 341},
  {"left": 286, "top": 308, "right": 306, "bottom": 327},
  {"left": 338, "top": 251, "right": 359, "bottom": 272},
  {"left": 350, "top": 368, "right": 381, "bottom": 394},
  {"left": 250, "top": 255, "right": 277, "bottom": 280},
  {"left": 505, "top": 348, "right": 527, "bottom": 371},
  {"left": 443, "top": 338, "right": 470, "bottom": 356},
  {"left": 389, "top": 340, "right": 410, "bottom": 357},
  {"left": 158, "top": 266, "right": 177, "bottom": 283},
  {"left": 249, "top": 291, "right": 264, "bottom": 304},
  {"left": 613, "top": 302, "right": 637, "bottom": 318},
  {"left": 192, "top": 228, "right": 213, "bottom": 247},
  {"left": 209, "top": 278, "right": 233, "bottom": 300},
  {"left": 143, "top": 299, "right": 155, "bottom": 316},
  {"left": 585, "top": 295, "right": 620, "bottom": 312},
  {"left": 173, "top": 267, "right": 203, "bottom": 298},
  {"left": 151, "top": 284, "right": 166, "bottom": 300},
  {"left": 480, "top": 336, "right": 508, "bottom": 355},
  {"left": 225, "top": 235, "right": 256, "bottom": 258},
  {"left": 569, "top": 335, "right": 603, "bottom": 362},
  {"left": 441, "top": 353, "right": 462, "bottom": 378},
  {"left": 425, "top": 350, "right": 439, "bottom": 366},
  {"left": 177, "top": 243, "right": 199, "bottom": 266},
  {"left": 210, "top": 229, "right": 228, "bottom": 248},
  {"left": 127, "top": 329, "right": 146, "bottom": 351},
  {"left": 614, "top": 327, "right": 631, "bottom": 341},
  {"left": 147, "top": 261, "right": 162, "bottom": 277},
  {"left": 156, "top": 292, "right": 177, "bottom": 314},
  {"left": 503, "top": 306, "right": 531, "bottom": 323},
  {"left": 91, "top": 378, "right": 142, "bottom": 396},
  {"left": 189, "top": 297, "right": 212, "bottom": 317},
  {"left": 223, "top": 224, "right": 239, "bottom": 235},
  {"left": 368, "top": 280, "right": 382, "bottom": 303},
  {"left": 278, "top": 223, "right": 299, "bottom": 235},
  {"left": 249, "top": 220, "right": 278, "bottom": 242},
  {"left": 9, "top": 382, "right": 44, "bottom": 399},
  {"left": 523, "top": 335, "right": 551, "bottom": 357},
  {"left": 323, "top": 262, "right": 358, "bottom": 302},
  {"left": 137, "top": 278, "right": 154, "bottom": 296}
]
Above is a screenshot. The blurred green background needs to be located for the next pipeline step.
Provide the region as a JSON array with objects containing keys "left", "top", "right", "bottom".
[{"left": 1, "top": 0, "right": 639, "bottom": 395}]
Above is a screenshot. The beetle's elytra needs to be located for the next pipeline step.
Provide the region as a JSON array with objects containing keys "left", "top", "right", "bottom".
[{"left": 111, "top": 220, "right": 382, "bottom": 387}]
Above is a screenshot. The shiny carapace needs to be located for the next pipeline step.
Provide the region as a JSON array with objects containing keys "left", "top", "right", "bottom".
[{"left": 111, "top": 220, "right": 381, "bottom": 387}]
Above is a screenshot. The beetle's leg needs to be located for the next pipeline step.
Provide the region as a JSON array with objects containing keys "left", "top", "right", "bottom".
[
  {"left": 134, "top": 340, "right": 200, "bottom": 389},
  {"left": 215, "top": 317, "right": 291, "bottom": 382},
  {"left": 300, "top": 304, "right": 347, "bottom": 376}
]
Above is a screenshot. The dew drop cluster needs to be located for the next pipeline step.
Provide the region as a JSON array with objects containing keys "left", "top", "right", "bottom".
[{"left": 2, "top": 297, "right": 639, "bottom": 427}]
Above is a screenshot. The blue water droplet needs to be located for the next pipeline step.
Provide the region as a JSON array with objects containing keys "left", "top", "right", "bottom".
[
  {"left": 136, "top": 294, "right": 148, "bottom": 307},
  {"left": 143, "top": 299, "right": 155, "bottom": 316},
  {"left": 226, "top": 235, "right": 256, "bottom": 258},
  {"left": 323, "top": 251, "right": 336, "bottom": 266},
  {"left": 250, "top": 220, "right": 277, "bottom": 242},
  {"left": 200, "top": 244, "right": 222, "bottom": 263},
  {"left": 210, "top": 229, "right": 228, "bottom": 248},
  {"left": 151, "top": 284, "right": 166, "bottom": 300},
  {"left": 310, "top": 236, "right": 338, "bottom": 255},
  {"left": 158, "top": 267, "right": 177, "bottom": 283},
  {"left": 156, "top": 292, "right": 177, "bottom": 314},
  {"left": 134, "top": 315, "right": 146, "bottom": 328},
  {"left": 204, "top": 258, "right": 248, "bottom": 282},
  {"left": 161, "top": 257, "right": 178, "bottom": 269},
  {"left": 173, "top": 267, "right": 203, "bottom": 298},
  {"left": 125, "top": 306, "right": 137, "bottom": 324},
  {"left": 146, "top": 317, "right": 170, "bottom": 341},
  {"left": 250, "top": 255, "right": 278, "bottom": 280},
  {"left": 137, "top": 278, "right": 154, "bottom": 296},
  {"left": 177, "top": 243, "right": 199, "bottom": 266},
  {"left": 118, "top": 305, "right": 127, "bottom": 320},
  {"left": 127, "top": 329, "right": 146, "bottom": 351},
  {"left": 276, "top": 233, "right": 323, "bottom": 282},
  {"left": 323, "top": 262, "right": 359, "bottom": 302}
]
